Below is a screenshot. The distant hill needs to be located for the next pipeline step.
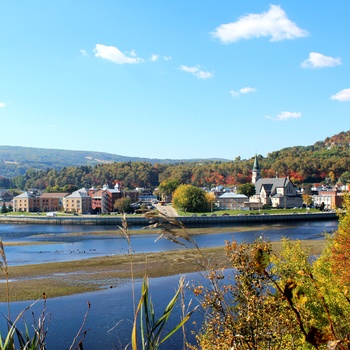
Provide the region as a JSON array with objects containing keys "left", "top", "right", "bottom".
[{"left": 0, "top": 146, "right": 229, "bottom": 178}]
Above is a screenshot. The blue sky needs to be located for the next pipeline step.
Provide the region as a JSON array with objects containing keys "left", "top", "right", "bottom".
[{"left": 0, "top": 1, "right": 349, "bottom": 161}]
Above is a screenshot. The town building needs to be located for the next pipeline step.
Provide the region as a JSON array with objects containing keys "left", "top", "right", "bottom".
[
  {"left": 250, "top": 155, "right": 303, "bottom": 209},
  {"left": 13, "top": 191, "right": 41, "bottom": 212},
  {"left": 217, "top": 192, "right": 249, "bottom": 210},
  {"left": 0, "top": 190, "right": 14, "bottom": 203},
  {"left": 63, "top": 188, "right": 92, "bottom": 214},
  {"left": 40, "top": 192, "right": 68, "bottom": 212},
  {"left": 313, "top": 189, "right": 344, "bottom": 210},
  {"left": 89, "top": 183, "right": 123, "bottom": 214}
]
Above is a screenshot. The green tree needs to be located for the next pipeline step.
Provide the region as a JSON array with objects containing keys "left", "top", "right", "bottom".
[
  {"left": 172, "top": 184, "right": 209, "bottom": 213},
  {"left": 1, "top": 202, "right": 7, "bottom": 213},
  {"left": 339, "top": 171, "right": 350, "bottom": 185},
  {"left": 237, "top": 183, "right": 255, "bottom": 198},
  {"left": 114, "top": 197, "right": 131, "bottom": 213}
]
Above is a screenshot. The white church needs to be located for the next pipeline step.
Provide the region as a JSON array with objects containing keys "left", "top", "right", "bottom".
[{"left": 250, "top": 155, "right": 303, "bottom": 209}]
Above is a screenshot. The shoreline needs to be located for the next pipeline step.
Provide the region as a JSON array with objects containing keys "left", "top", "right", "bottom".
[{"left": 0, "top": 212, "right": 337, "bottom": 226}]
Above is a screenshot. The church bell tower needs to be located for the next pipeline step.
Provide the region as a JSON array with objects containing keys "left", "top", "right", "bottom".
[{"left": 252, "top": 154, "right": 260, "bottom": 184}]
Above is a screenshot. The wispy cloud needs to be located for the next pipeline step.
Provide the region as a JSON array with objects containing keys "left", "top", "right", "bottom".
[
  {"left": 212, "top": 4, "right": 308, "bottom": 43},
  {"left": 180, "top": 65, "right": 214, "bottom": 79},
  {"left": 0, "top": 102, "right": 5, "bottom": 108},
  {"left": 301, "top": 52, "right": 341, "bottom": 68},
  {"left": 230, "top": 87, "right": 257, "bottom": 97},
  {"left": 266, "top": 111, "right": 301, "bottom": 121},
  {"left": 94, "top": 44, "right": 144, "bottom": 64},
  {"left": 80, "top": 49, "right": 89, "bottom": 57},
  {"left": 150, "top": 54, "right": 159, "bottom": 62},
  {"left": 331, "top": 88, "right": 350, "bottom": 102},
  {"left": 149, "top": 54, "right": 172, "bottom": 62}
]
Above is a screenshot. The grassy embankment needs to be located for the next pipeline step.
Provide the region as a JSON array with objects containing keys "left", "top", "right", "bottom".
[
  {"left": 1, "top": 207, "right": 321, "bottom": 218},
  {"left": 0, "top": 225, "right": 327, "bottom": 302}
]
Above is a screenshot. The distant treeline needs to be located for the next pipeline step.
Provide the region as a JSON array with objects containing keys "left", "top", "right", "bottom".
[{"left": 0, "top": 131, "right": 350, "bottom": 191}]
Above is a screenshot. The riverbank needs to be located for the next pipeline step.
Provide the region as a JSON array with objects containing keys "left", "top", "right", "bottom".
[
  {"left": 0, "top": 239, "right": 326, "bottom": 302},
  {"left": 0, "top": 211, "right": 337, "bottom": 226}
]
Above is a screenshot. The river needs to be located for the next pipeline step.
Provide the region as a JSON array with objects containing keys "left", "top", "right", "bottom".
[
  {"left": 0, "top": 220, "right": 338, "bottom": 266},
  {"left": 0, "top": 220, "right": 338, "bottom": 349}
]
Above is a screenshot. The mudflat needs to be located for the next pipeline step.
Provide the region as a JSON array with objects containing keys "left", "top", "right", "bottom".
[{"left": 0, "top": 239, "right": 326, "bottom": 302}]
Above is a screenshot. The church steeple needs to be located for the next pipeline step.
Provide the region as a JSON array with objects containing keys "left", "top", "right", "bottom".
[{"left": 252, "top": 154, "right": 260, "bottom": 184}]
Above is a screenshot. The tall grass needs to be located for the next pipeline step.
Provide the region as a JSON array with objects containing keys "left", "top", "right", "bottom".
[
  {"left": 0, "top": 239, "right": 49, "bottom": 350},
  {"left": 121, "top": 212, "right": 200, "bottom": 350}
]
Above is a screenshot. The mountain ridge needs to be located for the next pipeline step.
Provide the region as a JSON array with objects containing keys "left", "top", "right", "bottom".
[{"left": 0, "top": 145, "right": 229, "bottom": 178}]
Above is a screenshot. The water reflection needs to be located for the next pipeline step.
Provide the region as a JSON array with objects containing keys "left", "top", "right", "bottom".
[{"left": 0, "top": 220, "right": 338, "bottom": 266}]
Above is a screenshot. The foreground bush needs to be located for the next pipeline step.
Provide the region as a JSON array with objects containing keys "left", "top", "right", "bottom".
[{"left": 191, "top": 194, "right": 350, "bottom": 349}]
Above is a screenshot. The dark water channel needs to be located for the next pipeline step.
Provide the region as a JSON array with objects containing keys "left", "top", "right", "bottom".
[{"left": 0, "top": 220, "right": 338, "bottom": 349}]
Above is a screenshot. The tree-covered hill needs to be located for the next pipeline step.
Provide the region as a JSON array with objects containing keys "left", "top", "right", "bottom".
[
  {"left": 1, "top": 130, "right": 350, "bottom": 191},
  {"left": 0, "top": 145, "right": 228, "bottom": 178}
]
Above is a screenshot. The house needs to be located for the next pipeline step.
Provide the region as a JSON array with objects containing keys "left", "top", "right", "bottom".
[
  {"left": 250, "top": 154, "right": 303, "bottom": 209},
  {"left": 63, "top": 188, "right": 92, "bottom": 214},
  {"left": 217, "top": 192, "right": 249, "bottom": 210}
]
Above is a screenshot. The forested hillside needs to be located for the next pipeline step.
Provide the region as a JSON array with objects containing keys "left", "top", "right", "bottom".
[
  {"left": 0, "top": 145, "right": 227, "bottom": 178},
  {"left": 0, "top": 131, "right": 350, "bottom": 191}
]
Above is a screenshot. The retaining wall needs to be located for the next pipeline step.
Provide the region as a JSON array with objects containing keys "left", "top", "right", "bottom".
[{"left": 0, "top": 212, "right": 338, "bottom": 227}]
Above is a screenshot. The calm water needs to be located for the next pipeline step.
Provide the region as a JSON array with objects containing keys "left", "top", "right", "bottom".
[
  {"left": 0, "top": 220, "right": 338, "bottom": 266},
  {"left": 0, "top": 220, "right": 338, "bottom": 349}
]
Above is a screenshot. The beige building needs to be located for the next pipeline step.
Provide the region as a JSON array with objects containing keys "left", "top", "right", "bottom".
[
  {"left": 40, "top": 192, "right": 68, "bottom": 212},
  {"left": 13, "top": 191, "right": 41, "bottom": 212},
  {"left": 217, "top": 193, "right": 248, "bottom": 210},
  {"left": 63, "top": 188, "right": 92, "bottom": 214}
]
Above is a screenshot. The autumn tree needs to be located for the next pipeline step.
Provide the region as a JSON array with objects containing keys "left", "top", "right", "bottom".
[
  {"left": 302, "top": 193, "right": 313, "bottom": 207},
  {"left": 172, "top": 184, "right": 209, "bottom": 213},
  {"left": 329, "top": 193, "right": 350, "bottom": 286},
  {"left": 193, "top": 202, "right": 350, "bottom": 350}
]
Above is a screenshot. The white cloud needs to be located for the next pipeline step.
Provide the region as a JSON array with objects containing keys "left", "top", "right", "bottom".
[
  {"left": 163, "top": 56, "right": 172, "bottom": 61},
  {"left": 180, "top": 65, "right": 214, "bottom": 79},
  {"left": 150, "top": 54, "right": 159, "bottom": 62},
  {"left": 212, "top": 4, "right": 308, "bottom": 43},
  {"left": 80, "top": 49, "right": 89, "bottom": 57},
  {"left": 94, "top": 44, "right": 144, "bottom": 64},
  {"left": 331, "top": 88, "right": 350, "bottom": 102},
  {"left": 0, "top": 102, "right": 5, "bottom": 108},
  {"left": 230, "top": 87, "right": 257, "bottom": 97},
  {"left": 265, "top": 111, "right": 301, "bottom": 121},
  {"left": 301, "top": 52, "right": 341, "bottom": 68}
]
